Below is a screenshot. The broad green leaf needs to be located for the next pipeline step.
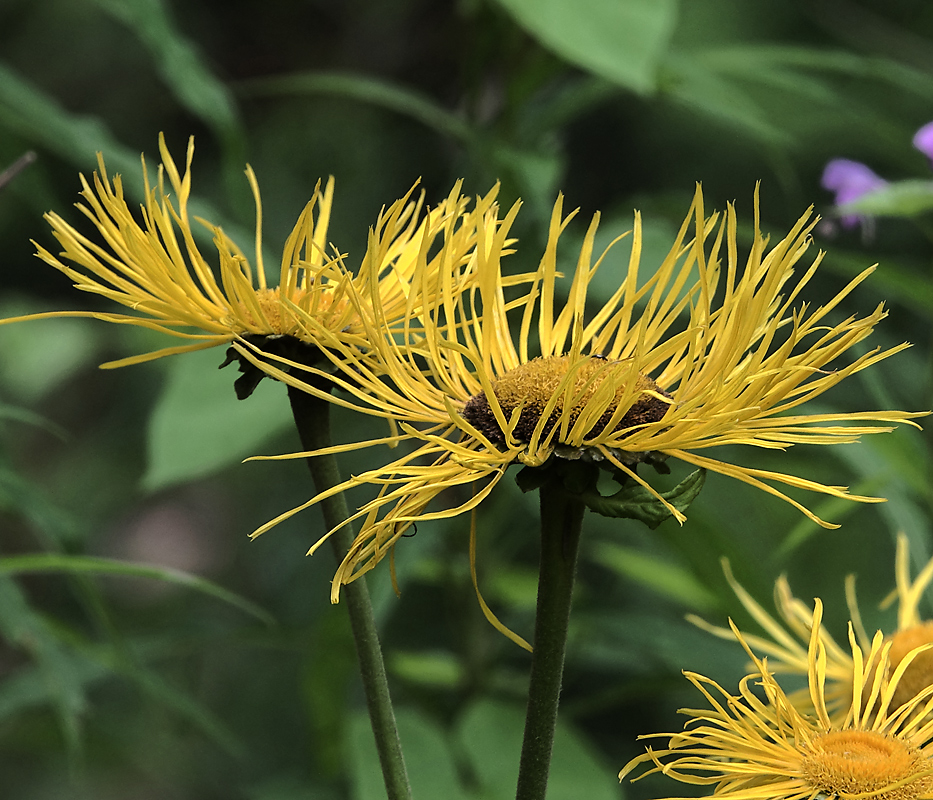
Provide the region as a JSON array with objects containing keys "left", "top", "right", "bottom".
[
  {"left": 590, "top": 542, "right": 717, "bottom": 609},
  {"left": 143, "top": 346, "right": 292, "bottom": 491},
  {"left": 456, "top": 698, "right": 621, "bottom": 800},
  {"left": 0, "top": 553, "right": 275, "bottom": 625},
  {"left": 495, "top": 0, "right": 678, "bottom": 94},
  {"left": 348, "top": 707, "right": 470, "bottom": 800},
  {"left": 838, "top": 180, "right": 933, "bottom": 218}
]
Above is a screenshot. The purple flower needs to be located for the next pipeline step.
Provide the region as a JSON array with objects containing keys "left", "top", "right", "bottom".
[
  {"left": 913, "top": 121, "right": 933, "bottom": 163},
  {"left": 820, "top": 158, "right": 887, "bottom": 229}
]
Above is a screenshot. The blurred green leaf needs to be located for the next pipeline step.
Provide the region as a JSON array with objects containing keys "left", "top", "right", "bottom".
[
  {"left": 89, "top": 0, "right": 241, "bottom": 142},
  {"left": 0, "top": 553, "right": 275, "bottom": 625},
  {"left": 388, "top": 649, "right": 465, "bottom": 688},
  {"left": 495, "top": 0, "right": 678, "bottom": 94},
  {"left": 0, "top": 466, "right": 80, "bottom": 545},
  {"left": 0, "top": 583, "right": 248, "bottom": 758},
  {"left": 697, "top": 45, "right": 933, "bottom": 98},
  {"left": 143, "top": 346, "right": 292, "bottom": 490},
  {"left": 0, "top": 305, "right": 102, "bottom": 403},
  {"left": 0, "top": 578, "right": 87, "bottom": 757},
  {"left": 348, "top": 707, "right": 470, "bottom": 800},
  {"left": 0, "top": 404, "right": 67, "bottom": 438},
  {"left": 590, "top": 541, "right": 717, "bottom": 609},
  {"left": 457, "top": 698, "right": 621, "bottom": 800},
  {"left": 247, "top": 775, "right": 340, "bottom": 800},
  {"left": 490, "top": 142, "right": 563, "bottom": 223},
  {"left": 303, "top": 607, "right": 356, "bottom": 776},
  {"left": 662, "top": 53, "right": 790, "bottom": 144},
  {"left": 839, "top": 180, "right": 933, "bottom": 218},
  {"left": 821, "top": 249, "right": 933, "bottom": 317},
  {"left": 0, "top": 61, "right": 140, "bottom": 177},
  {"left": 238, "top": 70, "right": 474, "bottom": 143}
]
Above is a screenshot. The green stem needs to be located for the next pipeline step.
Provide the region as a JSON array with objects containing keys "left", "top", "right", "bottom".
[
  {"left": 287, "top": 385, "right": 412, "bottom": 800},
  {"left": 515, "top": 480, "right": 586, "bottom": 800}
]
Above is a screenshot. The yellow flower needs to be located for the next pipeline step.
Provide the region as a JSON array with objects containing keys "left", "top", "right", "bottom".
[
  {"left": 7, "top": 134, "right": 495, "bottom": 375},
  {"left": 620, "top": 601, "right": 933, "bottom": 800},
  {"left": 242, "top": 185, "right": 920, "bottom": 616},
  {"left": 693, "top": 534, "right": 933, "bottom": 721}
]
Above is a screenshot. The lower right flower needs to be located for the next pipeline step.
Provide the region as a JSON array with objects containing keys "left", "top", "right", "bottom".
[{"left": 620, "top": 599, "right": 933, "bottom": 800}]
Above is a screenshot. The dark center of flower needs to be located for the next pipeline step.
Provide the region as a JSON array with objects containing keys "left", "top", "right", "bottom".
[
  {"left": 460, "top": 355, "right": 671, "bottom": 445},
  {"left": 888, "top": 622, "right": 933, "bottom": 710},
  {"left": 801, "top": 730, "right": 931, "bottom": 800}
]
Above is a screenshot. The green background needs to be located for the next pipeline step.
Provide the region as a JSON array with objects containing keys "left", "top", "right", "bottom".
[{"left": 1, "top": 0, "right": 932, "bottom": 798}]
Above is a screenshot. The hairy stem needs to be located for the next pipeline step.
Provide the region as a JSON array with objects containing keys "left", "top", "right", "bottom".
[
  {"left": 287, "top": 385, "right": 411, "bottom": 800},
  {"left": 515, "top": 480, "right": 586, "bottom": 800}
]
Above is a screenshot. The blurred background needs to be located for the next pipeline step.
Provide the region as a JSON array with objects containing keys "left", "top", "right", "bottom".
[{"left": 1, "top": 0, "right": 933, "bottom": 798}]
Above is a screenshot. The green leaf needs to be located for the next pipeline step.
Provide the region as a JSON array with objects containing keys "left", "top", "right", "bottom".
[
  {"left": 495, "top": 0, "right": 678, "bottom": 95},
  {"left": 0, "top": 466, "right": 79, "bottom": 544},
  {"left": 821, "top": 249, "right": 933, "bottom": 318},
  {"left": 0, "top": 61, "right": 249, "bottom": 247},
  {"left": 662, "top": 53, "right": 790, "bottom": 145},
  {"left": 456, "top": 698, "right": 621, "bottom": 800},
  {"left": 238, "top": 70, "right": 474, "bottom": 143},
  {"left": 0, "top": 553, "right": 275, "bottom": 625},
  {"left": 0, "top": 305, "right": 102, "bottom": 403},
  {"left": 838, "top": 180, "right": 933, "bottom": 218},
  {"left": 0, "top": 61, "right": 140, "bottom": 178},
  {"left": 590, "top": 542, "right": 717, "bottom": 609},
  {"left": 88, "top": 0, "right": 241, "bottom": 140},
  {"left": 0, "top": 578, "right": 87, "bottom": 757},
  {"left": 347, "top": 707, "right": 470, "bottom": 800},
  {"left": 583, "top": 468, "right": 706, "bottom": 529},
  {"left": 696, "top": 44, "right": 933, "bottom": 98},
  {"left": 143, "top": 346, "right": 293, "bottom": 491},
  {"left": 388, "top": 650, "right": 465, "bottom": 688}
]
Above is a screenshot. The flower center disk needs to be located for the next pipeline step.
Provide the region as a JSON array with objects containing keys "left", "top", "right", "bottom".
[
  {"left": 888, "top": 621, "right": 933, "bottom": 710},
  {"left": 239, "top": 286, "right": 347, "bottom": 336},
  {"left": 461, "top": 355, "right": 671, "bottom": 446},
  {"left": 801, "top": 730, "right": 932, "bottom": 800}
]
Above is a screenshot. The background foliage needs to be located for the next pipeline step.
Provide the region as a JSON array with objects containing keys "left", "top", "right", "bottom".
[{"left": 1, "top": 0, "right": 933, "bottom": 798}]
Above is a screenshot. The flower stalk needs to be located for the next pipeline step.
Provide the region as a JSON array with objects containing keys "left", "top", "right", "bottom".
[
  {"left": 286, "top": 383, "right": 411, "bottom": 800},
  {"left": 515, "top": 464, "right": 587, "bottom": 800}
]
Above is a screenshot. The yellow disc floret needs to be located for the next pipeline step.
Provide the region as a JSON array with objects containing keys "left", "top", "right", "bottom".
[
  {"left": 461, "top": 354, "right": 671, "bottom": 445},
  {"left": 801, "top": 730, "right": 933, "bottom": 800},
  {"left": 888, "top": 622, "right": 933, "bottom": 711},
  {"left": 238, "top": 286, "right": 348, "bottom": 338}
]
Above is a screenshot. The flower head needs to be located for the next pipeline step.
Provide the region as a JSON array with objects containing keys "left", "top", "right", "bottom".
[
  {"left": 620, "top": 601, "right": 933, "bottom": 800},
  {"left": 244, "top": 186, "right": 920, "bottom": 614},
  {"left": 8, "top": 134, "right": 493, "bottom": 384},
  {"left": 821, "top": 158, "right": 888, "bottom": 230},
  {"left": 693, "top": 535, "right": 933, "bottom": 723},
  {"left": 913, "top": 122, "right": 933, "bottom": 165}
]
